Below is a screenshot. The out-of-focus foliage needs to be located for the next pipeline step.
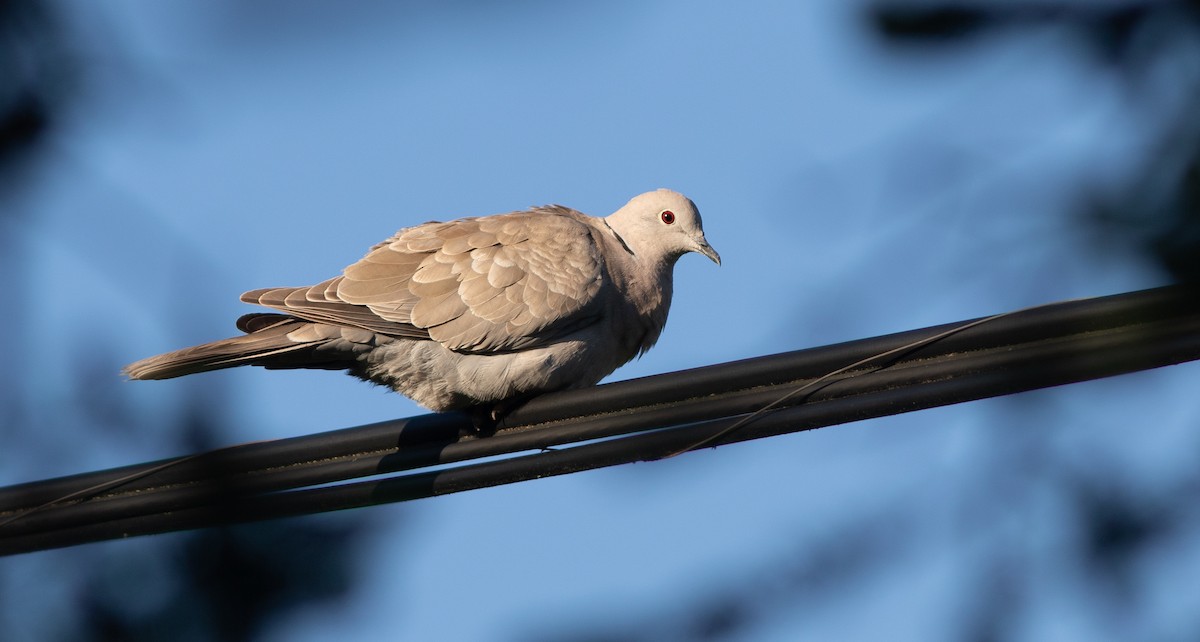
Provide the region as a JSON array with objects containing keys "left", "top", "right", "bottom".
[
  {"left": 540, "top": 2, "right": 1200, "bottom": 640},
  {"left": 0, "top": 3, "right": 371, "bottom": 641},
  {"left": 3, "top": 1, "right": 1199, "bottom": 641}
]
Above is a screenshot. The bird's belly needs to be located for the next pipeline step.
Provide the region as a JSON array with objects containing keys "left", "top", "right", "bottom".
[{"left": 360, "top": 334, "right": 634, "bottom": 412}]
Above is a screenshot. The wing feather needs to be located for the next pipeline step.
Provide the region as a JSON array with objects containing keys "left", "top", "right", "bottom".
[{"left": 241, "top": 206, "right": 608, "bottom": 353}]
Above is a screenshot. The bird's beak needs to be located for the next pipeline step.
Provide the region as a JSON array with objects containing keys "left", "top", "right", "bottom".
[{"left": 694, "top": 236, "right": 721, "bottom": 266}]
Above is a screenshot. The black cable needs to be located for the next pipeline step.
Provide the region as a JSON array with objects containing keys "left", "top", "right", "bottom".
[{"left": 2, "top": 285, "right": 1198, "bottom": 555}]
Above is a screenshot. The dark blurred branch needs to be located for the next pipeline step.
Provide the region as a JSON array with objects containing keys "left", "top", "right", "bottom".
[
  {"left": 2, "top": 285, "right": 1199, "bottom": 555},
  {"left": 0, "top": 0, "right": 74, "bottom": 175},
  {"left": 872, "top": 2, "right": 1158, "bottom": 34},
  {"left": 869, "top": 0, "right": 1198, "bottom": 62},
  {"left": 1092, "top": 88, "right": 1200, "bottom": 282},
  {"left": 872, "top": 0, "right": 1200, "bottom": 279}
]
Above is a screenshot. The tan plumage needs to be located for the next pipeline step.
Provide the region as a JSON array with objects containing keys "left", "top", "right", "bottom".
[{"left": 125, "top": 189, "right": 720, "bottom": 412}]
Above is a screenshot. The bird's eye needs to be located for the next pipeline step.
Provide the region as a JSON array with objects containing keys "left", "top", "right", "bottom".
[{"left": 660, "top": 210, "right": 675, "bottom": 225}]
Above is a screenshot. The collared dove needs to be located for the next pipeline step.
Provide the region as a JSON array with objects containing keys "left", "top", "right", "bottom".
[{"left": 125, "top": 189, "right": 720, "bottom": 416}]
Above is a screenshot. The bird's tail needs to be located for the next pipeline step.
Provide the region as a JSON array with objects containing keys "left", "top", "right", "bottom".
[{"left": 123, "top": 314, "right": 343, "bottom": 380}]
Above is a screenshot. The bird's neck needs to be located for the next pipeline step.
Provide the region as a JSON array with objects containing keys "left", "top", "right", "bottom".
[
  {"left": 597, "top": 218, "right": 678, "bottom": 356},
  {"left": 634, "top": 265, "right": 674, "bottom": 357}
]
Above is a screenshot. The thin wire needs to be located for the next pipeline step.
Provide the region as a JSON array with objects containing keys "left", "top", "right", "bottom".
[
  {"left": 657, "top": 302, "right": 1068, "bottom": 459},
  {"left": 0, "top": 442, "right": 266, "bottom": 530},
  {"left": 0, "top": 298, "right": 1086, "bottom": 532}
]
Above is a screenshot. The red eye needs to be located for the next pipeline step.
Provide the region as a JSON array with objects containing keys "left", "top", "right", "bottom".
[{"left": 660, "top": 210, "right": 675, "bottom": 225}]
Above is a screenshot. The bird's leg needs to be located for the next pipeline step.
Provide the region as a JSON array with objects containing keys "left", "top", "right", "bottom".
[
  {"left": 465, "top": 405, "right": 500, "bottom": 436},
  {"left": 465, "top": 395, "right": 534, "bottom": 435}
]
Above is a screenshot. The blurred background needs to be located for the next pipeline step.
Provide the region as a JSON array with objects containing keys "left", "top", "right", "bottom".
[{"left": 2, "top": 0, "right": 1200, "bottom": 640}]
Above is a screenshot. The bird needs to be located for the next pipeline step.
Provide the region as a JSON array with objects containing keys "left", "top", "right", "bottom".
[{"left": 124, "top": 189, "right": 720, "bottom": 422}]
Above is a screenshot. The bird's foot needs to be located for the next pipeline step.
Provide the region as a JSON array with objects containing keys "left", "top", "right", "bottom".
[
  {"left": 465, "top": 406, "right": 500, "bottom": 436},
  {"left": 465, "top": 396, "right": 532, "bottom": 436}
]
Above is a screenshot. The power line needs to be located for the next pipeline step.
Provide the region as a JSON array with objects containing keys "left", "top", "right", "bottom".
[{"left": 2, "top": 285, "right": 1198, "bottom": 555}]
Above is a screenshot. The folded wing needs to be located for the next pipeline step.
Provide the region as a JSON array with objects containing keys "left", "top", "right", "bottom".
[{"left": 242, "top": 206, "right": 609, "bottom": 353}]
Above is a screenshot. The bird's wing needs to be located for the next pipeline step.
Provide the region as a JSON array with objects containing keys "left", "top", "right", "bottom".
[
  {"left": 243, "top": 207, "right": 609, "bottom": 353},
  {"left": 240, "top": 279, "right": 432, "bottom": 339}
]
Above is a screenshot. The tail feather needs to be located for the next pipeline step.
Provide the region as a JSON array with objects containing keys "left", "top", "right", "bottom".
[{"left": 123, "top": 318, "right": 338, "bottom": 380}]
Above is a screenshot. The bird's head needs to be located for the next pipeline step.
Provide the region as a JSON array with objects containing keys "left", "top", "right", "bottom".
[{"left": 606, "top": 189, "right": 720, "bottom": 266}]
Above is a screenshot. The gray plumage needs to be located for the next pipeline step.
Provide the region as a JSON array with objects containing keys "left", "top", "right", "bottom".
[{"left": 125, "top": 189, "right": 720, "bottom": 412}]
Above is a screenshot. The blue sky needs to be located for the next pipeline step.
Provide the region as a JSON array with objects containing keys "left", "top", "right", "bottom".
[{"left": 4, "top": 1, "right": 1199, "bottom": 640}]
